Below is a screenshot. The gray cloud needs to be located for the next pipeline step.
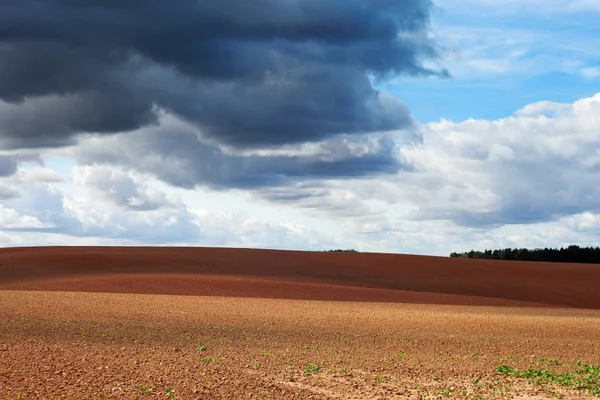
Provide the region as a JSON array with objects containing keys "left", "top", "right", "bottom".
[
  {"left": 0, "top": 156, "right": 17, "bottom": 177},
  {"left": 74, "top": 114, "right": 411, "bottom": 190},
  {"left": 0, "top": 0, "right": 445, "bottom": 149},
  {"left": 73, "top": 166, "right": 176, "bottom": 211},
  {"left": 0, "top": 185, "right": 19, "bottom": 200}
]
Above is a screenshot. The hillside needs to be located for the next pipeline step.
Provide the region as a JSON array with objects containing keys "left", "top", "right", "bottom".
[{"left": 1, "top": 246, "right": 599, "bottom": 309}]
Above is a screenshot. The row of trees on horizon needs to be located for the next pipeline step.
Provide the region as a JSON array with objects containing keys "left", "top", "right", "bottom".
[
  {"left": 326, "top": 249, "right": 359, "bottom": 253},
  {"left": 450, "top": 245, "right": 600, "bottom": 264}
]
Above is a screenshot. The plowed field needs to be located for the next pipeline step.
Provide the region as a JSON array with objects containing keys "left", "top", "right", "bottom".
[{"left": 1, "top": 247, "right": 599, "bottom": 399}]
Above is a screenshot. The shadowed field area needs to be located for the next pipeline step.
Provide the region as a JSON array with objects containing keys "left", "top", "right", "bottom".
[{"left": 1, "top": 246, "right": 600, "bottom": 308}]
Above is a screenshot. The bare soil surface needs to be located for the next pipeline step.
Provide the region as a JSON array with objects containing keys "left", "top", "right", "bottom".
[
  {"left": 1, "top": 246, "right": 600, "bottom": 308},
  {"left": 1, "top": 291, "right": 599, "bottom": 399},
  {"left": 0, "top": 246, "right": 599, "bottom": 399},
  {"left": 1, "top": 273, "right": 548, "bottom": 307}
]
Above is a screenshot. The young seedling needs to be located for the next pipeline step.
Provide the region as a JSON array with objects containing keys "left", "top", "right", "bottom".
[
  {"left": 201, "top": 357, "right": 214, "bottom": 365},
  {"left": 165, "top": 387, "right": 176, "bottom": 399},
  {"left": 137, "top": 384, "right": 153, "bottom": 395},
  {"left": 304, "top": 363, "right": 321, "bottom": 375},
  {"left": 197, "top": 345, "right": 207, "bottom": 352},
  {"left": 496, "top": 361, "right": 600, "bottom": 397}
]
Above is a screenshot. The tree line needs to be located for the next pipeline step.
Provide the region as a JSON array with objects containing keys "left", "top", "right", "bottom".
[
  {"left": 326, "top": 249, "right": 358, "bottom": 253},
  {"left": 450, "top": 245, "right": 600, "bottom": 264}
]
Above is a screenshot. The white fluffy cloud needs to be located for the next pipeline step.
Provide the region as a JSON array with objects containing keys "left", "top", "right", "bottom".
[
  {"left": 72, "top": 165, "right": 179, "bottom": 211},
  {"left": 0, "top": 165, "right": 338, "bottom": 250},
  {"left": 395, "top": 93, "right": 600, "bottom": 226},
  {"left": 1, "top": 93, "right": 600, "bottom": 255},
  {"left": 0, "top": 204, "right": 46, "bottom": 229},
  {"left": 246, "top": 92, "right": 600, "bottom": 253}
]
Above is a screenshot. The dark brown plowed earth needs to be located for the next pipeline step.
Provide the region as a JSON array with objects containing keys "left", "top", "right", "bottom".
[{"left": 1, "top": 246, "right": 599, "bottom": 308}]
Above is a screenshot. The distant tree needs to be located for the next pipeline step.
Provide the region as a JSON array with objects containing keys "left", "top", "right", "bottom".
[{"left": 449, "top": 245, "right": 600, "bottom": 264}]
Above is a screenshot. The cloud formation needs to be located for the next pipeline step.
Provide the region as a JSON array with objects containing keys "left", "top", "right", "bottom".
[
  {"left": 0, "top": 175, "right": 338, "bottom": 250},
  {"left": 73, "top": 92, "right": 600, "bottom": 229},
  {"left": 396, "top": 93, "right": 600, "bottom": 226},
  {"left": 0, "top": 0, "right": 445, "bottom": 150},
  {"left": 73, "top": 166, "right": 178, "bottom": 211},
  {"left": 74, "top": 113, "right": 412, "bottom": 189},
  {"left": 0, "top": 156, "right": 17, "bottom": 177}
]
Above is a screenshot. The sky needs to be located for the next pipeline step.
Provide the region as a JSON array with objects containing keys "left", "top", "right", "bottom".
[{"left": 0, "top": 0, "right": 599, "bottom": 256}]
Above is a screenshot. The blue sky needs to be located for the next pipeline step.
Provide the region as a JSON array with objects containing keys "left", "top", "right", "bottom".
[
  {"left": 389, "top": 1, "right": 600, "bottom": 122},
  {"left": 0, "top": 1, "right": 599, "bottom": 255},
  {"left": 392, "top": 72, "right": 599, "bottom": 122}
]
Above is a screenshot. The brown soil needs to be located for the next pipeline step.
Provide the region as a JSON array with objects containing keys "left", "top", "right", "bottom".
[
  {"left": 2, "top": 291, "right": 599, "bottom": 399},
  {"left": 1, "top": 246, "right": 599, "bottom": 399},
  {"left": 1, "top": 246, "right": 600, "bottom": 308}
]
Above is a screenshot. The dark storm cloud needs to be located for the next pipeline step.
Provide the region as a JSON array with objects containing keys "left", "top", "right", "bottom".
[{"left": 0, "top": 0, "right": 445, "bottom": 149}]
